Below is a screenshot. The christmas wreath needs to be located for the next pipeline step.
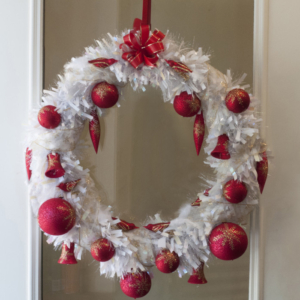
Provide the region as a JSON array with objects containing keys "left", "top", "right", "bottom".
[{"left": 26, "top": 4, "right": 269, "bottom": 298}]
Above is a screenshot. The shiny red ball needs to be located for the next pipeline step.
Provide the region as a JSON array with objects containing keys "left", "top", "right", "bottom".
[
  {"left": 91, "top": 82, "right": 119, "bottom": 108},
  {"left": 91, "top": 238, "right": 115, "bottom": 262},
  {"left": 155, "top": 249, "right": 180, "bottom": 273},
  {"left": 38, "top": 105, "right": 61, "bottom": 129},
  {"left": 223, "top": 179, "right": 248, "bottom": 203},
  {"left": 120, "top": 272, "right": 151, "bottom": 299},
  {"left": 209, "top": 222, "right": 248, "bottom": 260},
  {"left": 38, "top": 198, "right": 76, "bottom": 235},
  {"left": 173, "top": 92, "right": 201, "bottom": 117},
  {"left": 225, "top": 89, "right": 250, "bottom": 113}
]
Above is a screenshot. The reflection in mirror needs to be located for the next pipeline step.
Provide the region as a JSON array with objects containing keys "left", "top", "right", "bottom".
[{"left": 43, "top": 1, "right": 253, "bottom": 299}]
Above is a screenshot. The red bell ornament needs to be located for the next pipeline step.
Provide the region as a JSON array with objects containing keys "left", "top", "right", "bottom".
[
  {"left": 155, "top": 249, "right": 180, "bottom": 273},
  {"left": 188, "top": 262, "right": 207, "bottom": 284},
  {"left": 38, "top": 105, "right": 61, "bottom": 129},
  {"left": 45, "top": 153, "right": 65, "bottom": 178},
  {"left": 144, "top": 222, "right": 170, "bottom": 232},
  {"left": 57, "top": 179, "right": 81, "bottom": 192},
  {"left": 112, "top": 217, "right": 139, "bottom": 231},
  {"left": 173, "top": 92, "right": 201, "bottom": 117},
  {"left": 25, "top": 147, "right": 32, "bottom": 180},
  {"left": 211, "top": 134, "right": 230, "bottom": 160},
  {"left": 58, "top": 243, "right": 77, "bottom": 264},
  {"left": 91, "top": 82, "right": 119, "bottom": 109},
  {"left": 193, "top": 112, "right": 205, "bottom": 155},
  {"left": 91, "top": 238, "right": 115, "bottom": 262},
  {"left": 256, "top": 151, "right": 268, "bottom": 193},
  {"left": 88, "top": 58, "right": 118, "bottom": 69},
  {"left": 89, "top": 109, "right": 100, "bottom": 153},
  {"left": 209, "top": 222, "right": 248, "bottom": 260},
  {"left": 223, "top": 179, "right": 248, "bottom": 203},
  {"left": 191, "top": 197, "right": 201, "bottom": 207},
  {"left": 38, "top": 198, "right": 76, "bottom": 236},
  {"left": 120, "top": 272, "right": 152, "bottom": 299},
  {"left": 225, "top": 89, "right": 250, "bottom": 113}
]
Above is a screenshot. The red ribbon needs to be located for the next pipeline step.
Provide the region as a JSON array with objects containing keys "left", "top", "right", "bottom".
[{"left": 120, "top": 21, "right": 165, "bottom": 69}]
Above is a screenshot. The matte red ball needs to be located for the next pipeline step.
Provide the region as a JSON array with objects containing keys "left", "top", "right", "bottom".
[
  {"left": 225, "top": 89, "right": 250, "bottom": 113},
  {"left": 38, "top": 198, "right": 76, "bottom": 235},
  {"left": 209, "top": 222, "right": 248, "bottom": 260},
  {"left": 173, "top": 92, "right": 201, "bottom": 117},
  {"left": 91, "top": 82, "right": 119, "bottom": 108},
  {"left": 120, "top": 272, "right": 151, "bottom": 298},
  {"left": 38, "top": 105, "right": 61, "bottom": 129},
  {"left": 223, "top": 179, "right": 248, "bottom": 203},
  {"left": 155, "top": 249, "right": 180, "bottom": 273},
  {"left": 91, "top": 238, "right": 115, "bottom": 262}
]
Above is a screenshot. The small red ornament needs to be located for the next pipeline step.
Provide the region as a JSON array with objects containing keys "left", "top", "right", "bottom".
[
  {"left": 91, "top": 238, "right": 115, "bottom": 262},
  {"left": 204, "top": 188, "right": 211, "bottom": 196},
  {"left": 120, "top": 272, "right": 151, "bottom": 299},
  {"left": 57, "top": 179, "right": 81, "bottom": 192},
  {"left": 209, "top": 222, "right": 248, "bottom": 260},
  {"left": 58, "top": 243, "right": 77, "bottom": 264},
  {"left": 191, "top": 197, "right": 201, "bottom": 207},
  {"left": 112, "top": 217, "right": 139, "bottom": 231},
  {"left": 144, "top": 222, "right": 170, "bottom": 232},
  {"left": 155, "top": 249, "right": 180, "bottom": 273},
  {"left": 223, "top": 179, "right": 248, "bottom": 203},
  {"left": 173, "top": 92, "right": 201, "bottom": 117},
  {"left": 193, "top": 112, "right": 205, "bottom": 155},
  {"left": 91, "top": 82, "right": 119, "bottom": 109},
  {"left": 38, "top": 105, "right": 61, "bottom": 129},
  {"left": 45, "top": 153, "right": 65, "bottom": 178},
  {"left": 188, "top": 262, "right": 207, "bottom": 284},
  {"left": 88, "top": 58, "right": 118, "bottom": 69},
  {"left": 225, "top": 89, "right": 250, "bottom": 113},
  {"left": 89, "top": 109, "right": 100, "bottom": 153},
  {"left": 25, "top": 147, "right": 32, "bottom": 180},
  {"left": 165, "top": 60, "right": 192, "bottom": 80},
  {"left": 211, "top": 134, "right": 230, "bottom": 160},
  {"left": 38, "top": 198, "right": 76, "bottom": 236},
  {"left": 256, "top": 151, "right": 268, "bottom": 193}
]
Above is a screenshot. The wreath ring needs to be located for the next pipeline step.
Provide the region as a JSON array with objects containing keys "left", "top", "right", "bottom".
[{"left": 26, "top": 17, "right": 269, "bottom": 299}]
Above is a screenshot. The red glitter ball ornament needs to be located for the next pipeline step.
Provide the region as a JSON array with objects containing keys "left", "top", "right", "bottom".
[
  {"left": 173, "top": 92, "right": 201, "bottom": 117},
  {"left": 223, "top": 179, "right": 248, "bottom": 203},
  {"left": 120, "top": 272, "right": 152, "bottom": 299},
  {"left": 91, "top": 238, "right": 115, "bottom": 262},
  {"left": 209, "top": 222, "right": 248, "bottom": 260},
  {"left": 188, "top": 262, "right": 207, "bottom": 284},
  {"left": 38, "top": 198, "right": 76, "bottom": 236},
  {"left": 38, "top": 105, "right": 61, "bottom": 129},
  {"left": 58, "top": 243, "right": 77, "bottom": 264},
  {"left": 155, "top": 249, "right": 180, "bottom": 273},
  {"left": 91, "top": 82, "right": 119, "bottom": 109},
  {"left": 225, "top": 89, "right": 250, "bottom": 113}
]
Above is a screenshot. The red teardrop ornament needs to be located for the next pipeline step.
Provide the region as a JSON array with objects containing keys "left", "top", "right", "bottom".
[
  {"left": 91, "top": 82, "right": 119, "bottom": 109},
  {"left": 256, "top": 151, "right": 268, "bottom": 193},
  {"left": 45, "top": 153, "right": 65, "bottom": 178},
  {"left": 225, "top": 89, "right": 250, "bottom": 113},
  {"left": 173, "top": 92, "right": 201, "bottom": 117},
  {"left": 211, "top": 134, "right": 230, "bottom": 160},
  {"left": 25, "top": 147, "right": 32, "bottom": 180},
  {"left": 91, "top": 238, "right": 115, "bottom": 262},
  {"left": 188, "top": 262, "right": 207, "bottom": 284},
  {"left": 223, "top": 179, "right": 248, "bottom": 203},
  {"left": 88, "top": 58, "right": 118, "bottom": 69},
  {"left": 38, "top": 105, "right": 61, "bottom": 129},
  {"left": 89, "top": 109, "right": 100, "bottom": 153},
  {"left": 191, "top": 198, "right": 201, "bottom": 207},
  {"left": 155, "top": 249, "right": 180, "bottom": 273},
  {"left": 193, "top": 112, "right": 205, "bottom": 155},
  {"left": 58, "top": 243, "right": 77, "bottom": 264}
]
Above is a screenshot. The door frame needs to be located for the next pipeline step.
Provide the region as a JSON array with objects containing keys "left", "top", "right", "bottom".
[{"left": 28, "top": 1, "right": 269, "bottom": 299}]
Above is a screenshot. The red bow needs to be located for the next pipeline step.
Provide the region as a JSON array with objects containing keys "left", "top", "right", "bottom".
[{"left": 120, "top": 23, "right": 165, "bottom": 69}]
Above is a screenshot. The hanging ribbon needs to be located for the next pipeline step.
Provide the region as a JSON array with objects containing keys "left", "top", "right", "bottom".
[{"left": 120, "top": 19, "right": 165, "bottom": 69}]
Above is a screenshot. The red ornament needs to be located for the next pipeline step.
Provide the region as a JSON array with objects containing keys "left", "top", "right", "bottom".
[
  {"left": 88, "top": 58, "right": 118, "bottom": 69},
  {"left": 57, "top": 179, "right": 81, "bottom": 192},
  {"left": 91, "top": 82, "right": 119, "bottom": 109},
  {"left": 120, "top": 272, "right": 151, "bottom": 299},
  {"left": 193, "top": 112, "right": 205, "bottom": 155},
  {"left": 38, "top": 105, "right": 61, "bottom": 129},
  {"left": 209, "top": 222, "right": 248, "bottom": 260},
  {"left": 91, "top": 238, "right": 115, "bottom": 262},
  {"left": 211, "top": 134, "right": 230, "bottom": 160},
  {"left": 58, "top": 243, "right": 77, "bottom": 264},
  {"left": 191, "top": 197, "right": 201, "bottom": 207},
  {"left": 155, "top": 249, "right": 180, "bottom": 273},
  {"left": 225, "top": 89, "right": 250, "bottom": 113},
  {"left": 38, "top": 198, "right": 76, "bottom": 236},
  {"left": 89, "top": 109, "right": 100, "bottom": 153},
  {"left": 144, "top": 222, "right": 170, "bottom": 232},
  {"left": 165, "top": 60, "right": 192, "bottom": 80},
  {"left": 223, "top": 179, "right": 248, "bottom": 203},
  {"left": 25, "top": 147, "right": 32, "bottom": 180},
  {"left": 112, "top": 217, "right": 139, "bottom": 231},
  {"left": 204, "top": 188, "right": 211, "bottom": 196},
  {"left": 173, "top": 92, "right": 201, "bottom": 117},
  {"left": 45, "top": 153, "right": 65, "bottom": 178},
  {"left": 188, "top": 262, "right": 207, "bottom": 284},
  {"left": 256, "top": 151, "right": 268, "bottom": 193}
]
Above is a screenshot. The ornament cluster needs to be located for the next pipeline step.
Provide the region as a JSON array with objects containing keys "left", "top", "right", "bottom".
[{"left": 25, "top": 21, "right": 269, "bottom": 298}]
